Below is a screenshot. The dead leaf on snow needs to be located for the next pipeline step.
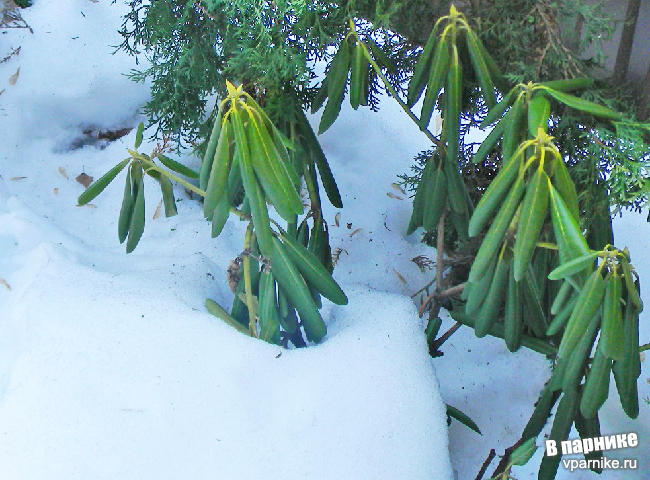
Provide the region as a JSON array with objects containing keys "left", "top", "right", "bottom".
[
  {"left": 8, "top": 67, "right": 19, "bottom": 85},
  {"left": 10, "top": 176, "right": 26, "bottom": 181},
  {"left": 391, "top": 183, "right": 405, "bottom": 194},
  {"left": 76, "top": 203, "right": 96, "bottom": 208},
  {"left": 349, "top": 228, "right": 362, "bottom": 237},
  {"left": 76, "top": 172, "right": 93, "bottom": 188},
  {"left": 0, "top": 278, "right": 10, "bottom": 290},
  {"left": 53, "top": 188, "right": 59, "bottom": 194},
  {"left": 387, "top": 192, "right": 403, "bottom": 200},
  {"left": 393, "top": 269, "right": 407, "bottom": 284},
  {"left": 152, "top": 199, "right": 162, "bottom": 220},
  {"left": 334, "top": 212, "right": 340, "bottom": 227},
  {"left": 58, "top": 166, "right": 69, "bottom": 179}
]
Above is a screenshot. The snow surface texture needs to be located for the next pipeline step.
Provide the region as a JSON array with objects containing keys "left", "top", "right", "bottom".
[{"left": 0, "top": 1, "right": 648, "bottom": 479}]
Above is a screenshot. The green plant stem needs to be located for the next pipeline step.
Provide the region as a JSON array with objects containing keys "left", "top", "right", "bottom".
[
  {"left": 640, "top": 342, "right": 650, "bottom": 352},
  {"left": 360, "top": 37, "right": 444, "bottom": 150},
  {"left": 243, "top": 223, "right": 257, "bottom": 337},
  {"left": 138, "top": 155, "right": 206, "bottom": 197}
]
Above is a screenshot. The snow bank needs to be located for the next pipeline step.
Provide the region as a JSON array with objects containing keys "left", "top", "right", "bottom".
[{"left": 0, "top": 193, "right": 452, "bottom": 478}]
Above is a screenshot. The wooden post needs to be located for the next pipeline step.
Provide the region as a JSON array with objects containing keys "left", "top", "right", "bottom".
[{"left": 612, "top": 0, "right": 642, "bottom": 85}]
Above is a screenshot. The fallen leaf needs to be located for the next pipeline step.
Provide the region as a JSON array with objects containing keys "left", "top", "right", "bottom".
[
  {"left": 10, "top": 176, "right": 26, "bottom": 181},
  {"left": 58, "top": 166, "right": 69, "bottom": 179},
  {"left": 0, "top": 278, "right": 11, "bottom": 290},
  {"left": 152, "top": 199, "right": 162, "bottom": 219},
  {"left": 391, "top": 183, "right": 405, "bottom": 194},
  {"left": 53, "top": 188, "right": 59, "bottom": 195},
  {"left": 393, "top": 269, "right": 407, "bottom": 284},
  {"left": 434, "top": 112, "right": 443, "bottom": 134},
  {"left": 76, "top": 203, "right": 97, "bottom": 208},
  {"left": 8, "top": 67, "right": 19, "bottom": 86},
  {"left": 334, "top": 212, "right": 340, "bottom": 227},
  {"left": 387, "top": 192, "right": 403, "bottom": 200},
  {"left": 349, "top": 228, "right": 362, "bottom": 237},
  {"left": 76, "top": 172, "right": 93, "bottom": 188}
]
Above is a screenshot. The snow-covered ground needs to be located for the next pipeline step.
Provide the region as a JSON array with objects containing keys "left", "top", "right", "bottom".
[{"left": 0, "top": 1, "right": 648, "bottom": 479}]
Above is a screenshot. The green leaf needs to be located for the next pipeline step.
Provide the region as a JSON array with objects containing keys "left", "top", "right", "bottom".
[
  {"left": 527, "top": 95, "right": 551, "bottom": 137},
  {"left": 551, "top": 156, "right": 580, "bottom": 222},
  {"left": 203, "top": 121, "right": 232, "bottom": 219},
  {"left": 419, "top": 31, "right": 450, "bottom": 130},
  {"left": 580, "top": 342, "right": 612, "bottom": 418},
  {"left": 157, "top": 154, "right": 199, "bottom": 179},
  {"left": 118, "top": 168, "right": 134, "bottom": 244},
  {"left": 513, "top": 168, "right": 550, "bottom": 281},
  {"left": 278, "top": 232, "right": 348, "bottom": 305},
  {"left": 248, "top": 113, "right": 303, "bottom": 221},
  {"left": 271, "top": 237, "right": 327, "bottom": 343},
  {"left": 472, "top": 116, "right": 506, "bottom": 164},
  {"left": 350, "top": 42, "right": 368, "bottom": 110},
  {"left": 558, "top": 267, "right": 606, "bottom": 359},
  {"left": 469, "top": 153, "right": 521, "bottom": 236},
  {"left": 297, "top": 107, "right": 343, "bottom": 208},
  {"left": 319, "top": 40, "right": 351, "bottom": 134},
  {"left": 549, "top": 184, "right": 590, "bottom": 265},
  {"left": 463, "top": 27, "right": 496, "bottom": 108},
  {"left": 547, "top": 252, "right": 598, "bottom": 280},
  {"left": 543, "top": 88, "right": 623, "bottom": 121},
  {"left": 423, "top": 163, "right": 447, "bottom": 231},
  {"left": 510, "top": 437, "right": 537, "bottom": 466},
  {"left": 445, "top": 44, "right": 462, "bottom": 167},
  {"left": 468, "top": 173, "right": 525, "bottom": 283},
  {"left": 407, "top": 28, "right": 438, "bottom": 108},
  {"left": 126, "top": 166, "right": 146, "bottom": 254},
  {"left": 538, "top": 78, "right": 594, "bottom": 92},
  {"left": 538, "top": 391, "right": 578, "bottom": 480},
  {"left": 232, "top": 111, "right": 274, "bottom": 258},
  {"left": 200, "top": 108, "right": 223, "bottom": 191},
  {"left": 480, "top": 87, "right": 516, "bottom": 128},
  {"left": 134, "top": 122, "right": 144, "bottom": 149},
  {"left": 205, "top": 298, "right": 251, "bottom": 336},
  {"left": 158, "top": 173, "right": 178, "bottom": 217},
  {"left": 446, "top": 404, "right": 482, "bottom": 435},
  {"left": 77, "top": 158, "right": 131, "bottom": 205}
]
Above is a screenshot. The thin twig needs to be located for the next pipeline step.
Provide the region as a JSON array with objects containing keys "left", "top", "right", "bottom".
[
  {"left": 431, "top": 321, "right": 462, "bottom": 351},
  {"left": 418, "top": 283, "right": 465, "bottom": 317},
  {"left": 475, "top": 449, "right": 496, "bottom": 480},
  {"left": 436, "top": 213, "right": 445, "bottom": 292},
  {"left": 410, "top": 277, "right": 436, "bottom": 298}
]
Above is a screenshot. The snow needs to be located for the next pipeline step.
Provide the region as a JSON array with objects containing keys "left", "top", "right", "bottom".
[{"left": 0, "top": 1, "right": 648, "bottom": 479}]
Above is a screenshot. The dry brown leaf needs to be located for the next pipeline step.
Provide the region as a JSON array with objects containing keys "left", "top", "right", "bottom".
[
  {"left": 391, "top": 183, "right": 405, "bottom": 194},
  {"left": 152, "top": 199, "right": 163, "bottom": 220},
  {"left": 11, "top": 176, "right": 26, "bottom": 181},
  {"left": 349, "top": 228, "right": 362, "bottom": 237},
  {"left": 53, "top": 188, "right": 59, "bottom": 195},
  {"left": 76, "top": 172, "right": 93, "bottom": 188},
  {"left": 58, "top": 166, "right": 69, "bottom": 179},
  {"left": 0, "top": 278, "right": 11, "bottom": 290},
  {"left": 393, "top": 269, "right": 407, "bottom": 284},
  {"left": 8, "top": 67, "right": 19, "bottom": 85},
  {"left": 387, "top": 192, "right": 403, "bottom": 200},
  {"left": 334, "top": 212, "right": 340, "bottom": 227}
]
